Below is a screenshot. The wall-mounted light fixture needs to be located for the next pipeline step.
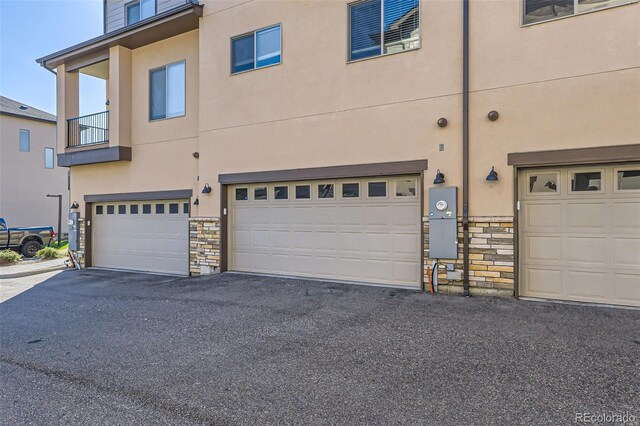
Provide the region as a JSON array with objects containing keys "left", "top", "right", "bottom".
[
  {"left": 433, "top": 169, "right": 446, "bottom": 185},
  {"left": 193, "top": 197, "right": 199, "bottom": 206},
  {"left": 201, "top": 183, "right": 212, "bottom": 194},
  {"left": 192, "top": 152, "right": 199, "bottom": 159},
  {"left": 486, "top": 166, "right": 499, "bottom": 182},
  {"left": 437, "top": 117, "right": 448, "bottom": 128},
  {"left": 487, "top": 110, "right": 499, "bottom": 121},
  {"left": 70, "top": 201, "right": 80, "bottom": 209}
]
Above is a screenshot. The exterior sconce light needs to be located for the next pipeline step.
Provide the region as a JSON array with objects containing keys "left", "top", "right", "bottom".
[
  {"left": 202, "top": 183, "right": 212, "bottom": 194},
  {"left": 486, "top": 166, "right": 499, "bottom": 182},
  {"left": 437, "top": 117, "right": 448, "bottom": 128},
  {"left": 193, "top": 197, "right": 199, "bottom": 206},
  {"left": 192, "top": 152, "right": 199, "bottom": 159},
  {"left": 433, "top": 169, "right": 446, "bottom": 185},
  {"left": 487, "top": 110, "right": 499, "bottom": 121},
  {"left": 70, "top": 202, "right": 80, "bottom": 209}
]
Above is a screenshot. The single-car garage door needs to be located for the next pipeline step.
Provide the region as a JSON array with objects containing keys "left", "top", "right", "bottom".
[
  {"left": 92, "top": 200, "right": 190, "bottom": 276},
  {"left": 519, "top": 164, "right": 640, "bottom": 307},
  {"left": 228, "top": 176, "right": 422, "bottom": 287}
]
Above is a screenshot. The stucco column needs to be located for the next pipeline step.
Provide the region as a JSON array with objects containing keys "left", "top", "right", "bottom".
[
  {"left": 56, "top": 64, "right": 79, "bottom": 154},
  {"left": 108, "top": 45, "right": 132, "bottom": 148}
]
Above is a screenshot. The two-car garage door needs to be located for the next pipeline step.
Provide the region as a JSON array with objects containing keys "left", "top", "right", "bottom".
[
  {"left": 92, "top": 200, "right": 190, "bottom": 276},
  {"left": 519, "top": 164, "right": 640, "bottom": 307},
  {"left": 228, "top": 176, "right": 422, "bottom": 288}
]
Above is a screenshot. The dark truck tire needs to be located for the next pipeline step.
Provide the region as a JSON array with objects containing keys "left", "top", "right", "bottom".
[{"left": 21, "top": 240, "right": 42, "bottom": 258}]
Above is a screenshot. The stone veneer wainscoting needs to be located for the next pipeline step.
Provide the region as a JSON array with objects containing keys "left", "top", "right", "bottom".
[
  {"left": 189, "top": 217, "right": 221, "bottom": 276},
  {"left": 423, "top": 216, "right": 515, "bottom": 296}
]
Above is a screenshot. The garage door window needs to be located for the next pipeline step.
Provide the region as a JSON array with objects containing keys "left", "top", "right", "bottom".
[
  {"left": 130, "top": 205, "right": 139, "bottom": 214},
  {"left": 342, "top": 183, "right": 359, "bottom": 198},
  {"left": 143, "top": 204, "right": 151, "bottom": 214},
  {"left": 169, "top": 203, "right": 179, "bottom": 214},
  {"left": 296, "top": 185, "right": 311, "bottom": 199},
  {"left": 183, "top": 202, "right": 189, "bottom": 214},
  {"left": 118, "top": 205, "right": 126, "bottom": 214},
  {"left": 236, "top": 188, "right": 248, "bottom": 201},
  {"left": 368, "top": 181, "right": 387, "bottom": 197},
  {"left": 318, "top": 184, "right": 334, "bottom": 199},
  {"left": 395, "top": 178, "right": 417, "bottom": 197},
  {"left": 616, "top": 169, "right": 640, "bottom": 191},
  {"left": 528, "top": 172, "right": 559, "bottom": 193},
  {"left": 96, "top": 205, "right": 103, "bottom": 215},
  {"left": 274, "top": 186, "right": 288, "bottom": 200},
  {"left": 254, "top": 187, "right": 268, "bottom": 200},
  {"left": 156, "top": 204, "right": 165, "bottom": 214},
  {"left": 107, "top": 205, "right": 115, "bottom": 215},
  {"left": 570, "top": 171, "right": 603, "bottom": 193}
]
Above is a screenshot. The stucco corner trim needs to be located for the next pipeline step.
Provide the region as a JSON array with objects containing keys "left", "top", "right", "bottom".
[
  {"left": 218, "top": 160, "right": 429, "bottom": 184},
  {"left": 84, "top": 189, "right": 193, "bottom": 203},
  {"left": 507, "top": 144, "right": 640, "bottom": 167}
]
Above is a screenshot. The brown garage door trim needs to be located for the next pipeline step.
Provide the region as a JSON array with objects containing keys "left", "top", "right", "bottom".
[
  {"left": 84, "top": 189, "right": 193, "bottom": 203},
  {"left": 507, "top": 144, "right": 640, "bottom": 167},
  {"left": 218, "top": 160, "right": 428, "bottom": 184}
]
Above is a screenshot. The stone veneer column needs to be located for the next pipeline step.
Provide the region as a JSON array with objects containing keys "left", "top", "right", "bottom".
[
  {"left": 424, "top": 216, "right": 515, "bottom": 296},
  {"left": 189, "top": 217, "right": 221, "bottom": 276},
  {"left": 76, "top": 218, "right": 86, "bottom": 268}
]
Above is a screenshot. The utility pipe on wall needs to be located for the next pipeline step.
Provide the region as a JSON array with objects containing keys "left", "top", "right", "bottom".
[{"left": 462, "top": 0, "right": 470, "bottom": 297}]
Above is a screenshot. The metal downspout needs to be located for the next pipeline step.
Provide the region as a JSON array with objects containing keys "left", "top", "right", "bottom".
[{"left": 462, "top": 0, "right": 470, "bottom": 297}]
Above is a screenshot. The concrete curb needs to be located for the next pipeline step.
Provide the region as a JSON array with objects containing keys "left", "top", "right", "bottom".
[{"left": 0, "top": 264, "right": 68, "bottom": 280}]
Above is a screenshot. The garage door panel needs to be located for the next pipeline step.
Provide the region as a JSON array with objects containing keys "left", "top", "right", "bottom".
[
  {"left": 613, "top": 202, "right": 640, "bottom": 229},
  {"left": 567, "top": 203, "right": 607, "bottom": 229},
  {"left": 229, "top": 176, "right": 421, "bottom": 287},
  {"left": 614, "top": 238, "right": 640, "bottom": 267},
  {"left": 520, "top": 164, "right": 640, "bottom": 307},
  {"left": 567, "top": 237, "right": 608, "bottom": 264}
]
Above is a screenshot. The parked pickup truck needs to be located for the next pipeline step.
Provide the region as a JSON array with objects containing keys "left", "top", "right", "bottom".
[{"left": 0, "top": 218, "right": 54, "bottom": 258}]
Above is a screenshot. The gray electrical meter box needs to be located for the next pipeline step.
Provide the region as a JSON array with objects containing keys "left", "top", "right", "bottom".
[
  {"left": 428, "top": 187, "right": 458, "bottom": 259},
  {"left": 68, "top": 212, "right": 80, "bottom": 251}
]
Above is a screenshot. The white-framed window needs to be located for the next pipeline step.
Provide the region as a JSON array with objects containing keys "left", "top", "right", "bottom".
[
  {"left": 126, "top": 0, "right": 155, "bottom": 25},
  {"left": 614, "top": 167, "right": 640, "bottom": 192},
  {"left": 367, "top": 180, "right": 388, "bottom": 198},
  {"left": 526, "top": 171, "right": 560, "bottom": 195},
  {"left": 318, "top": 183, "right": 336, "bottom": 200},
  {"left": 349, "top": 0, "right": 420, "bottom": 62},
  {"left": 254, "top": 186, "right": 268, "bottom": 201},
  {"left": 568, "top": 169, "right": 604, "bottom": 193},
  {"left": 394, "top": 178, "right": 417, "bottom": 197},
  {"left": 274, "top": 185, "right": 289, "bottom": 200},
  {"left": 19, "top": 129, "right": 30, "bottom": 152},
  {"left": 341, "top": 182, "right": 361, "bottom": 199},
  {"left": 149, "top": 61, "right": 186, "bottom": 121},
  {"left": 44, "top": 147, "right": 55, "bottom": 169},
  {"left": 231, "top": 24, "right": 282, "bottom": 74},
  {"left": 522, "top": 0, "right": 638, "bottom": 26},
  {"left": 295, "top": 184, "right": 312, "bottom": 200},
  {"left": 235, "top": 188, "right": 249, "bottom": 201}
]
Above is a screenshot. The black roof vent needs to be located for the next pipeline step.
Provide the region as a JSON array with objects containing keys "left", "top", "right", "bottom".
[{"left": 19, "top": 105, "right": 28, "bottom": 110}]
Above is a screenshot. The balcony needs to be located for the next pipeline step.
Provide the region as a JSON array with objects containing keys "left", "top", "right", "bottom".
[{"left": 67, "top": 111, "right": 109, "bottom": 148}]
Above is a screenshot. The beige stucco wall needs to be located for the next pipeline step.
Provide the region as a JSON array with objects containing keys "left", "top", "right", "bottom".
[
  {"left": 64, "top": 0, "right": 639, "bottom": 220},
  {"left": 194, "top": 0, "right": 640, "bottom": 217},
  {"left": 70, "top": 30, "right": 200, "bottom": 211},
  {"left": 0, "top": 114, "right": 70, "bottom": 232}
]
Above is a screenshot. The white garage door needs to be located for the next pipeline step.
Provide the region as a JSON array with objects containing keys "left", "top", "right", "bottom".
[
  {"left": 519, "top": 164, "right": 640, "bottom": 307},
  {"left": 92, "top": 200, "right": 190, "bottom": 276},
  {"left": 229, "top": 176, "right": 422, "bottom": 288}
]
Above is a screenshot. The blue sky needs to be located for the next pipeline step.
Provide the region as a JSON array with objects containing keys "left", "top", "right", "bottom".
[{"left": 0, "top": 0, "right": 105, "bottom": 116}]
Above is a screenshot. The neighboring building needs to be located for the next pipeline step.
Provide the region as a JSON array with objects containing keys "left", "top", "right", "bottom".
[
  {"left": 0, "top": 96, "right": 69, "bottom": 234},
  {"left": 37, "top": 0, "right": 639, "bottom": 306}
]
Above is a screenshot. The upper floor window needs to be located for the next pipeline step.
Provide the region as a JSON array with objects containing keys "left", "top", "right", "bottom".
[
  {"left": 44, "top": 147, "right": 55, "bottom": 169},
  {"left": 231, "top": 25, "right": 282, "bottom": 74},
  {"left": 126, "top": 0, "right": 155, "bottom": 25},
  {"left": 349, "top": 0, "right": 420, "bottom": 61},
  {"left": 19, "top": 129, "right": 30, "bottom": 152},
  {"left": 149, "top": 61, "right": 186, "bottom": 121},
  {"left": 523, "top": 0, "right": 638, "bottom": 25}
]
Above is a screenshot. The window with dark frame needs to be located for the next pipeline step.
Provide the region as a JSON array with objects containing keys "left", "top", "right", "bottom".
[
  {"left": 349, "top": 0, "right": 420, "bottom": 61},
  {"left": 150, "top": 61, "right": 185, "bottom": 121},
  {"left": 232, "top": 25, "right": 282, "bottom": 73}
]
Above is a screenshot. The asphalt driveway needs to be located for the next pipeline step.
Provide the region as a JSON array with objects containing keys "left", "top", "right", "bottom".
[{"left": 1, "top": 270, "right": 638, "bottom": 425}]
